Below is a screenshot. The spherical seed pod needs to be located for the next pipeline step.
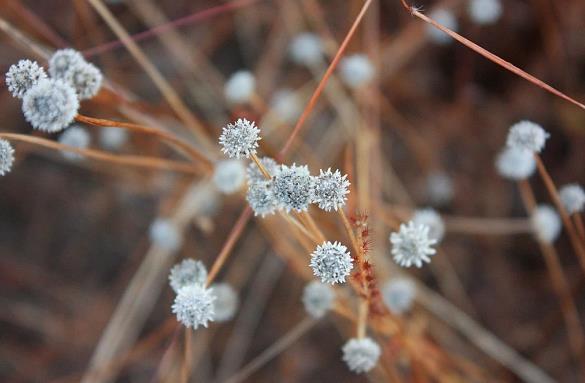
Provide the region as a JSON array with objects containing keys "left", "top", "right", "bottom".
[
  {"left": 169, "top": 258, "right": 208, "bottom": 293},
  {"left": 22, "top": 78, "right": 79, "bottom": 133},
  {"left": 390, "top": 221, "right": 437, "bottom": 268},
  {"left": 310, "top": 241, "right": 353, "bottom": 284},
  {"left": 219, "top": 118, "right": 261, "bottom": 159},
  {"left": 342, "top": 337, "right": 381, "bottom": 374},
  {"left": 5, "top": 59, "right": 47, "bottom": 99},
  {"left": 302, "top": 280, "right": 335, "bottom": 319},
  {"left": 506, "top": 120, "right": 549, "bottom": 153},
  {"left": 172, "top": 284, "right": 216, "bottom": 329}
]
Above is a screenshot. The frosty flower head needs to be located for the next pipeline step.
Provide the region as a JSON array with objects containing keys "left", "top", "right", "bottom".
[
  {"left": 149, "top": 218, "right": 183, "bottom": 252},
  {"left": 0, "top": 139, "right": 15, "bottom": 176},
  {"left": 246, "top": 180, "right": 278, "bottom": 217},
  {"left": 219, "top": 118, "right": 261, "bottom": 159},
  {"left": 382, "top": 278, "right": 416, "bottom": 315},
  {"left": 59, "top": 126, "right": 90, "bottom": 160},
  {"left": 48, "top": 49, "right": 85, "bottom": 79},
  {"left": 339, "top": 54, "right": 375, "bottom": 89},
  {"left": 22, "top": 78, "right": 79, "bottom": 133},
  {"left": 559, "top": 184, "right": 585, "bottom": 214},
  {"left": 313, "top": 168, "right": 350, "bottom": 211},
  {"left": 302, "top": 280, "right": 335, "bottom": 319},
  {"left": 270, "top": 89, "right": 302, "bottom": 125},
  {"left": 390, "top": 221, "right": 437, "bottom": 268},
  {"left": 5, "top": 59, "right": 47, "bottom": 99},
  {"left": 246, "top": 156, "right": 280, "bottom": 184},
  {"left": 310, "top": 241, "right": 353, "bottom": 284},
  {"left": 172, "top": 284, "right": 215, "bottom": 329},
  {"left": 412, "top": 208, "right": 445, "bottom": 242},
  {"left": 210, "top": 283, "right": 239, "bottom": 322},
  {"left": 68, "top": 61, "right": 103, "bottom": 100},
  {"left": 342, "top": 337, "right": 381, "bottom": 374},
  {"left": 169, "top": 258, "right": 208, "bottom": 293},
  {"left": 495, "top": 147, "right": 536, "bottom": 180},
  {"left": 425, "top": 171, "right": 454, "bottom": 206},
  {"left": 506, "top": 120, "right": 549, "bottom": 153},
  {"left": 289, "top": 32, "right": 323, "bottom": 67},
  {"left": 531, "top": 205, "right": 561, "bottom": 244},
  {"left": 272, "top": 163, "right": 314, "bottom": 212},
  {"left": 427, "top": 9, "right": 458, "bottom": 44},
  {"left": 213, "top": 160, "right": 246, "bottom": 194},
  {"left": 468, "top": 0, "right": 502, "bottom": 25},
  {"left": 99, "top": 127, "right": 128, "bottom": 151},
  {"left": 224, "top": 70, "right": 256, "bottom": 104}
]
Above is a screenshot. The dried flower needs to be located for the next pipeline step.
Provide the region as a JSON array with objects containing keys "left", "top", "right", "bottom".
[
  {"left": 339, "top": 54, "right": 375, "bottom": 89},
  {"left": 342, "top": 337, "right": 381, "bottom": 374},
  {"left": 5, "top": 59, "right": 47, "bottom": 99},
  {"left": 412, "top": 208, "right": 445, "bottom": 242},
  {"left": 246, "top": 180, "right": 278, "bottom": 217},
  {"left": 390, "top": 221, "right": 437, "bottom": 268},
  {"left": 48, "top": 49, "right": 85, "bottom": 79},
  {"left": 58, "top": 126, "right": 90, "bottom": 160},
  {"left": 272, "top": 163, "right": 314, "bottom": 212},
  {"left": 531, "top": 205, "right": 561, "bottom": 244},
  {"left": 310, "top": 241, "right": 353, "bottom": 284},
  {"left": 68, "top": 61, "right": 103, "bottom": 100},
  {"left": 313, "top": 168, "right": 350, "bottom": 212},
  {"left": 0, "top": 139, "right": 15, "bottom": 176},
  {"left": 425, "top": 171, "right": 454, "bottom": 206},
  {"left": 213, "top": 160, "right": 246, "bottom": 194},
  {"left": 172, "top": 284, "right": 215, "bottom": 329},
  {"left": 427, "top": 9, "right": 458, "bottom": 44},
  {"left": 270, "top": 89, "right": 302, "bottom": 125},
  {"left": 289, "top": 32, "right": 323, "bottom": 67},
  {"left": 149, "top": 218, "right": 183, "bottom": 252},
  {"left": 559, "top": 184, "right": 585, "bottom": 214},
  {"left": 495, "top": 147, "right": 536, "bottom": 180},
  {"left": 211, "top": 283, "right": 239, "bottom": 322},
  {"left": 22, "top": 79, "right": 79, "bottom": 133},
  {"left": 382, "top": 278, "right": 416, "bottom": 315},
  {"left": 506, "top": 120, "right": 549, "bottom": 153},
  {"left": 246, "top": 156, "right": 280, "bottom": 184},
  {"left": 224, "top": 70, "right": 255, "bottom": 104},
  {"left": 219, "top": 118, "right": 261, "bottom": 159},
  {"left": 169, "top": 258, "right": 208, "bottom": 293},
  {"left": 99, "top": 127, "right": 128, "bottom": 151},
  {"left": 468, "top": 0, "right": 502, "bottom": 25},
  {"left": 302, "top": 280, "right": 335, "bottom": 319}
]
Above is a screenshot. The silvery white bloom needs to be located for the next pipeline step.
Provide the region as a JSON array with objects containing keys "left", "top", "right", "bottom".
[
  {"left": 211, "top": 283, "right": 239, "bottom": 322},
  {"left": 382, "top": 278, "right": 416, "bottom": 315},
  {"left": 99, "top": 127, "right": 128, "bottom": 150},
  {"left": 313, "top": 168, "right": 350, "bottom": 211},
  {"left": 172, "top": 284, "right": 216, "bottom": 329},
  {"left": 339, "top": 54, "right": 375, "bottom": 89},
  {"left": 412, "top": 208, "right": 445, "bottom": 242},
  {"left": 246, "top": 156, "right": 280, "bottom": 183},
  {"left": 302, "top": 280, "right": 335, "bottom": 319},
  {"left": 531, "top": 204, "right": 561, "bottom": 244},
  {"left": 342, "top": 337, "right": 381, "bottom": 374},
  {"left": 270, "top": 89, "right": 302, "bottom": 125},
  {"left": 390, "top": 221, "right": 437, "bottom": 268},
  {"left": 5, "top": 59, "right": 47, "bottom": 99},
  {"left": 310, "top": 241, "right": 353, "bottom": 284},
  {"left": 506, "top": 120, "right": 549, "bottom": 153},
  {"left": 272, "top": 163, "right": 314, "bottom": 212},
  {"left": 0, "top": 139, "right": 15, "bottom": 176},
  {"left": 149, "top": 218, "right": 183, "bottom": 252},
  {"left": 169, "top": 258, "right": 208, "bottom": 293},
  {"left": 219, "top": 118, "right": 261, "bottom": 159},
  {"left": 213, "top": 159, "right": 246, "bottom": 194},
  {"left": 22, "top": 78, "right": 79, "bottom": 133},
  {"left": 468, "top": 0, "right": 502, "bottom": 25},
  {"left": 427, "top": 9, "right": 458, "bottom": 45},
  {"left": 224, "top": 70, "right": 256, "bottom": 104},
  {"left": 559, "top": 184, "right": 585, "bottom": 214},
  {"left": 68, "top": 61, "right": 103, "bottom": 100},
  {"left": 58, "top": 126, "right": 90, "bottom": 160},
  {"left": 425, "top": 171, "right": 454, "bottom": 206},
  {"left": 48, "top": 49, "right": 85, "bottom": 79},
  {"left": 495, "top": 147, "right": 536, "bottom": 180},
  {"left": 289, "top": 32, "right": 324, "bottom": 67},
  {"left": 246, "top": 180, "right": 278, "bottom": 217}
]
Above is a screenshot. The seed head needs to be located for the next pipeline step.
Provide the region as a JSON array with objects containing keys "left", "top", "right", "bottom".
[
  {"left": 169, "top": 258, "right": 208, "bottom": 293},
  {"left": 289, "top": 32, "right": 323, "bottom": 67},
  {"left": 224, "top": 70, "right": 255, "bottom": 104},
  {"left": 339, "top": 54, "right": 375, "bottom": 89},
  {"left": 313, "top": 168, "right": 350, "bottom": 211},
  {"left": 427, "top": 9, "right": 458, "bottom": 44},
  {"left": 210, "top": 283, "right": 239, "bottom": 322},
  {"left": 48, "top": 49, "right": 85, "bottom": 79},
  {"left": 68, "top": 61, "right": 103, "bottom": 100},
  {"left": 58, "top": 126, "right": 90, "bottom": 160},
  {"left": 310, "top": 241, "right": 353, "bottom": 284},
  {"left": 5, "top": 59, "right": 47, "bottom": 99},
  {"left": 270, "top": 89, "right": 302, "bottom": 125},
  {"left": 468, "top": 0, "right": 502, "bottom": 25},
  {"left": 213, "top": 159, "right": 246, "bottom": 194},
  {"left": 559, "top": 184, "right": 585, "bottom": 214},
  {"left": 149, "top": 218, "right": 183, "bottom": 252},
  {"left": 272, "top": 163, "right": 314, "bottom": 212},
  {"left": 22, "top": 78, "right": 79, "bottom": 133},
  {"left": 342, "top": 337, "right": 381, "bottom": 374},
  {"left": 390, "top": 221, "right": 437, "bottom": 268},
  {"left": 219, "top": 118, "right": 261, "bottom": 159},
  {"left": 495, "top": 147, "right": 536, "bottom": 180},
  {"left": 506, "top": 120, "right": 549, "bottom": 153},
  {"left": 412, "top": 208, "right": 445, "bottom": 242},
  {"left": 246, "top": 180, "right": 278, "bottom": 217},
  {"left": 382, "top": 278, "right": 416, "bottom": 315},
  {"left": 172, "top": 284, "right": 215, "bottom": 329},
  {"left": 531, "top": 205, "right": 561, "bottom": 244},
  {"left": 246, "top": 156, "right": 280, "bottom": 184},
  {"left": 302, "top": 280, "right": 335, "bottom": 319},
  {"left": 0, "top": 139, "right": 15, "bottom": 176},
  {"left": 425, "top": 171, "right": 454, "bottom": 206},
  {"left": 99, "top": 127, "right": 128, "bottom": 150}
]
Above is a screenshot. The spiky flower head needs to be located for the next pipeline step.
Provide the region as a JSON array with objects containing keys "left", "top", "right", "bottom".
[
  {"left": 224, "top": 70, "right": 256, "bottom": 104},
  {"left": 468, "top": 0, "right": 502, "bottom": 25},
  {"left": 68, "top": 61, "right": 103, "bottom": 100},
  {"left": 289, "top": 32, "right": 323, "bottom": 67},
  {"left": 246, "top": 156, "right": 280, "bottom": 184},
  {"left": 219, "top": 118, "right": 261, "bottom": 159},
  {"left": 390, "top": 221, "right": 437, "bottom": 268},
  {"left": 169, "top": 258, "right": 208, "bottom": 293},
  {"left": 99, "top": 127, "right": 128, "bottom": 151},
  {"left": 302, "top": 280, "right": 335, "bottom": 319},
  {"left": 246, "top": 180, "right": 278, "bottom": 217},
  {"left": 495, "top": 147, "right": 536, "bottom": 180},
  {"left": 310, "top": 241, "right": 353, "bottom": 284},
  {"left": 22, "top": 78, "right": 79, "bottom": 133},
  {"left": 149, "top": 218, "right": 183, "bottom": 252},
  {"left": 213, "top": 159, "right": 246, "bottom": 194},
  {"left": 342, "top": 337, "right": 381, "bottom": 374},
  {"left": 5, "top": 59, "right": 47, "bottom": 99},
  {"left": 559, "top": 184, "right": 584, "bottom": 214},
  {"left": 427, "top": 9, "right": 458, "bottom": 44},
  {"left": 0, "top": 139, "right": 15, "bottom": 176},
  {"left": 313, "top": 168, "right": 350, "bottom": 212},
  {"left": 531, "top": 205, "right": 561, "bottom": 244},
  {"left": 506, "top": 120, "right": 549, "bottom": 153},
  {"left": 412, "top": 208, "right": 445, "bottom": 243},
  {"left": 172, "top": 284, "right": 215, "bottom": 329},
  {"left": 210, "top": 283, "right": 239, "bottom": 322},
  {"left": 48, "top": 49, "right": 85, "bottom": 79},
  {"left": 272, "top": 163, "right": 314, "bottom": 212},
  {"left": 339, "top": 54, "right": 375, "bottom": 89},
  {"left": 382, "top": 278, "right": 416, "bottom": 315},
  {"left": 58, "top": 126, "right": 90, "bottom": 160}
]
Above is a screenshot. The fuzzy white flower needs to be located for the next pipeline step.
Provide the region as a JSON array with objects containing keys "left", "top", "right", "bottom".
[
  {"left": 559, "top": 184, "right": 585, "bottom": 214},
  {"left": 302, "top": 280, "right": 335, "bottom": 319},
  {"left": 310, "top": 241, "right": 353, "bottom": 284},
  {"left": 506, "top": 120, "right": 549, "bottom": 153},
  {"left": 342, "top": 337, "right": 381, "bottom": 374},
  {"left": 172, "top": 284, "right": 216, "bottom": 329},
  {"left": 149, "top": 218, "right": 183, "bottom": 252},
  {"left": 22, "top": 78, "right": 79, "bottom": 133},
  {"left": 99, "top": 127, "right": 128, "bottom": 150},
  {"left": 5, "top": 59, "right": 47, "bottom": 99},
  {"left": 0, "top": 139, "right": 15, "bottom": 176},
  {"left": 427, "top": 9, "right": 458, "bottom": 44},
  {"left": 531, "top": 205, "right": 561, "bottom": 244},
  {"left": 58, "top": 126, "right": 90, "bottom": 160},
  {"left": 468, "top": 0, "right": 502, "bottom": 25},
  {"left": 169, "top": 259, "right": 208, "bottom": 293},
  {"left": 426, "top": 171, "right": 454, "bottom": 206},
  {"left": 271, "top": 89, "right": 302, "bottom": 125},
  {"left": 224, "top": 70, "right": 255, "bottom": 104},
  {"left": 48, "top": 49, "right": 85, "bottom": 80},
  {"left": 313, "top": 168, "right": 350, "bottom": 211},
  {"left": 246, "top": 180, "right": 278, "bottom": 217},
  {"left": 272, "top": 163, "right": 314, "bottom": 212},
  {"left": 382, "top": 278, "right": 416, "bottom": 315},
  {"left": 495, "top": 147, "right": 536, "bottom": 180},
  {"left": 390, "top": 221, "right": 437, "bottom": 268},
  {"left": 412, "top": 208, "right": 445, "bottom": 242},
  {"left": 213, "top": 160, "right": 246, "bottom": 194},
  {"left": 219, "top": 118, "right": 261, "bottom": 159},
  {"left": 211, "top": 283, "right": 239, "bottom": 322},
  {"left": 68, "top": 61, "right": 103, "bottom": 100},
  {"left": 289, "top": 32, "right": 324, "bottom": 67},
  {"left": 246, "top": 156, "right": 280, "bottom": 183},
  {"left": 339, "top": 54, "right": 375, "bottom": 89}
]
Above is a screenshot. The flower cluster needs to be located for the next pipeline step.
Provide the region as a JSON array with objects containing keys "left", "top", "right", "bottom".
[
  {"left": 390, "top": 221, "right": 437, "bottom": 268},
  {"left": 310, "top": 241, "right": 353, "bottom": 284}
]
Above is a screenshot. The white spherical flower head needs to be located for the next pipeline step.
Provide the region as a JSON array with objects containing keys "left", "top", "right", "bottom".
[
  {"left": 48, "top": 49, "right": 85, "bottom": 79},
  {"left": 6, "top": 59, "right": 47, "bottom": 99},
  {"left": 390, "top": 221, "right": 437, "bottom": 268},
  {"left": 339, "top": 54, "right": 375, "bottom": 89},
  {"left": 149, "top": 218, "right": 183, "bottom": 252},
  {"left": 342, "top": 337, "right": 381, "bottom": 374},
  {"left": 246, "top": 156, "right": 280, "bottom": 184},
  {"left": 99, "top": 127, "right": 128, "bottom": 150},
  {"left": 59, "top": 126, "right": 90, "bottom": 160},
  {"left": 427, "top": 9, "right": 458, "bottom": 45},
  {"left": 559, "top": 184, "right": 585, "bottom": 214},
  {"left": 224, "top": 70, "right": 256, "bottom": 104},
  {"left": 246, "top": 180, "right": 278, "bottom": 217},
  {"left": 382, "top": 278, "right": 416, "bottom": 315},
  {"left": 272, "top": 163, "right": 314, "bottom": 212},
  {"left": 172, "top": 284, "right": 216, "bottom": 329},
  {"left": 210, "top": 283, "right": 239, "bottom": 322},
  {"left": 271, "top": 89, "right": 302, "bottom": 124},
  {"left": 302, "top": 280, "right": 335, "bottom": 319},
  {"left": 313, "top": 168, "right": 350, "bottom": 211},
  {"left": 0, "top": 139, "right": 15, "bottom": 176},
  {"left": 22, "top": 78, "right": 79, "bottom": 133},
  {"left": 495, "top": 147, "right": 536, "bottom": 180},
  {"left": 425, "top": 171, "right": 454, "bottom": 206},
  {"left": 69, "top": 61, "right": 103, "bottom": 100},
  {"left": 412, "top": 208, "right": 445, "bottom": 242},
  {"left": 310, "top": 241, "right": 353, "bottom": 284},
  {"left": 289, "top": 32, "right": 323, "bottom": 67},
  {"left": 213, "top": 160, "right": 246, "bottom": 194},
  {"left": 531, "top": 205, "right": 561, "bottom": 244},
  {"left": 468, "top": 0, "right": 502, "bottom": 25},
  {"left": 219, "top": 118, "right": 261, "bottom": 159},
  {"left": 506, "top": 120, "right": 549, "bottom": 153},
  {"left": 169, "top": 258, "right": 208, "bottom": 293}
]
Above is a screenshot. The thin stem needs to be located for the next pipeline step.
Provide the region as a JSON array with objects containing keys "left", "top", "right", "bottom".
[
  {"left": 338, "top": 209, "right": 360, "bottom": 254},
  {"left": 300, "top": 212, "right": 326, "bottom": 243},
  {"left": 444, "top": 216, "right": 532, "bottom": 235},
  {"left": 357, "top": 299, "right": 368, "bottom": 339},
  {"left": 250, "top": 153, "right": 272, "bottom": 179},
  {"left": 280, "top": 212, "right": 319, "bottom": 243},
  {"left": 181, "top": 328, "right": 192, "bottom": 383},
  {"left": 574, "top": 214, "right": 585, "bottom": 243}
]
